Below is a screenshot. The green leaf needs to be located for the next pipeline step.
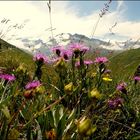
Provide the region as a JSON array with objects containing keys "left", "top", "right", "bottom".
[
  {"left": 0, "top": 95, "right": 12, "bottom": 110},
  {"left": 56, "top": 112, "right": 67, "bottom": 139},
  {"left": 131, "top": 136, "right": 140, "bottom": 140},
  {"left": 1, "top": 105, "right": 11, "bottom": 119},
  {"left": 63, "top": 109, "right": 76, "bottom": 135},
  {"left": 48, "top": 110, "right": 55, "bottom": 128},
  {"left": 53, "top": 106, "right": 60, "bottom": 127},
  {"left": 67, "top": 108, "right": 76, "bottom": 123}
]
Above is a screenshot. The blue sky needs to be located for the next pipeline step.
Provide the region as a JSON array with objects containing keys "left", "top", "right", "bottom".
[
  {"left": 68, "top": 1, "right": 140, "bottom": 21},
  {"left": 0, "top": 0, "right": 139, "bottom": 48},
  {"left": 124, "top": 1, "right": 140, "bottom": 21}
]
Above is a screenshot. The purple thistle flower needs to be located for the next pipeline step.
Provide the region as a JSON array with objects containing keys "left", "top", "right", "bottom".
[
  {"left": 94, "top": 57, "right": 108, "bottom": 64},
  {"left": 134, "top": 76, "right": 140, "bottom": 84},
  {"left": 116, "top": 82, "right": 127, "bottom": 94},
  {"left": 116, "top": 82, "right": 127, "bottom": 91},
  {"left": 108, "top": 99, "right": 115, "bottom": 109},
  {"left": 75, "top": 60, "right": 93, "bottom": 67},
  {"left": 61, "top": 49, "right": 72, "bottom": 60},
  {"left": 69, "top": 43, "right": 89, "bottom": 53},
  {"left": 52, "top": 45, "right": 64, "bottom": 57},
  {"left": 84, "top": 60, "right": 93, "bottom": 65},
  {"left": 0, "top": 74, "right": 16, "bottom": 82},
  {"left": 108, "top": 97, "right": 123, "bottom": 109},
  {"left": 134, "top": 76, "right": 140, "bottom": 82},
  {"left": 52, "top": 45, "right": 72, "bottom": 60},
  {"left": 25, "top": 80, "right": 41, "bottom": 90},
  {"left": 33, "top": 53, "right": 48, "bottom": 64}
]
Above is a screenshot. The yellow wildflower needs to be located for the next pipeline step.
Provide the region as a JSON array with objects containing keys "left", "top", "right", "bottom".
[{"left": 102, "top": 77, "right": 112, "bottom": 82}]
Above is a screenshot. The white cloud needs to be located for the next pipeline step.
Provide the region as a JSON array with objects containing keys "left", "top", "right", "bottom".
[
  {"left": 0, "top": 0, "right": 139, "bottom": 45},
  {"left": 115, "top": 21, "right": 140, "bottom": 39},
  {"left": 117, "top": 0, "right": 124, "bottom": 11}
]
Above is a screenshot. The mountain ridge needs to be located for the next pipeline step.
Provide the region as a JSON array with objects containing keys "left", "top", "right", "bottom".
[{"left": 2, "top": 33, "right": 140, "bottom": 55}]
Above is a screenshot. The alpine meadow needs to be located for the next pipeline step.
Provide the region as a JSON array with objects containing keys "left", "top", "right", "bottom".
[{"left": 0, "top": 1, "right": 140, "bottom": 140}]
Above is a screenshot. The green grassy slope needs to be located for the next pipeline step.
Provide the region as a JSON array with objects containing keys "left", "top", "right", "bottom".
[
  {"left": 109, "top": 48, "right": 140, "bottom": 80},
  {"left": 0, "top": 38, "right": 57, "bottom": 83},
  {"left": 0, "top": 38, "right": 34, "bottom": 72}
]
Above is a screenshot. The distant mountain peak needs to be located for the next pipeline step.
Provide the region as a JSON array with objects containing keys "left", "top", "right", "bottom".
[{"left": 3, "top": 33, "right": 140, "bottom": 55}]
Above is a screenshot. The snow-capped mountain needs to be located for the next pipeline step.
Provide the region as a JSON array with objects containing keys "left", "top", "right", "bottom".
[{"left": 8, "top": 33, "right": 140, "bottom": 55}]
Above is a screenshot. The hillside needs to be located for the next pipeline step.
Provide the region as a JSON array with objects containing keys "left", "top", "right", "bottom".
[
  {"left": 0, "top": 38, "right": 34, "bottom": 72},
  {"left": 109, "top": 48, "right": 140, "bottom": 80},
  {"left": 0, "top": 38, "right": 57, "bottom": 83}
]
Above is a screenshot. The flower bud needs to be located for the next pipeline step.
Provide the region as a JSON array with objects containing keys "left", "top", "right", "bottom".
[
  {"left": 45, "top": 129, "right": 56, "bottom": 140},
  {"left": 77, "top": 117, "right": 91, "bottom": 134},
  {"left": 88, "top": 88, "right": 101, "bottom": 99},
  {"left": 64, "top": 82, "right": 73, "bottom": 93},
  {"left": 24, "top": 90, "right": 34, "bottom": 99},
  {"left": 131, "top": 123, "right": 136, "bottom": 128}
]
